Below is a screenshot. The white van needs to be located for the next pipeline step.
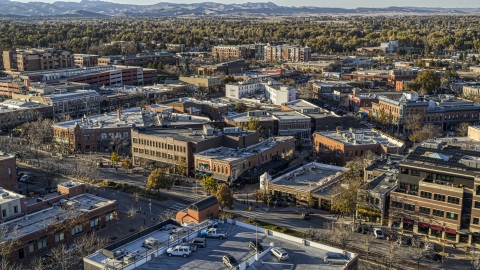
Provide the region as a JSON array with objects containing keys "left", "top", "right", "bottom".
[{"left": 166, "top": 245, "right": 192, "bottom": 258}]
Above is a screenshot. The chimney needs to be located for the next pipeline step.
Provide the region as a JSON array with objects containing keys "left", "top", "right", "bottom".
[
  {"left": 117, "top": 109, "right": 121, "bottom": 120},
  {"left": 24, "top": 78, "right": 31, "bottom": 87},
  {"left": 189, "top": 107, "right": 193, "bottom": 115}
]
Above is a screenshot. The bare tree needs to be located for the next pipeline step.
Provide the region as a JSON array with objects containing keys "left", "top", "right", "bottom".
[
  {"left": 127, "top": 206, "right": 138, "bottom": 231},
  {"left": 322, "top": 222, "right": 354, "bottom": 250},
  {"left": 39, "top": 160, "right": 61, "bottom": 190},
  {"left": 456, "top": 122, "right": 471, "bottom": 137},
  {"left": 382, "top": 241, "right": 401, "bottom": 269},
  {"left": 158, "top": 210, "right": 176, "bottom": 224},
  {"left": 0, "top": 224, "right": 22, "bottom": 270},
  {"left": 404, "top": 114, "right": 423, "bottom": 134}
]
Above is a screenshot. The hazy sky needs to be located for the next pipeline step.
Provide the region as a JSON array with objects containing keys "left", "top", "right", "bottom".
[{"left": 13, "top": 0, "right": 478, "bottom": 7}]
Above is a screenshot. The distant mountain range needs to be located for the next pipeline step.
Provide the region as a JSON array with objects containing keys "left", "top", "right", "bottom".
[{"left": 0, "top": 1, "right": 479, "bottom": 17}]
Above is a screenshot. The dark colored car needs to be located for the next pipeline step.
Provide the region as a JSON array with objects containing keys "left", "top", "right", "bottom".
[
  {"left": 397, "top": 237, "right": 411, "bottom": 246},
  {"left": 190, "top": 237, "right": 207, "bottom": 248},
  {"left": 423, "top": 252, "right": 444, "bottom": 262},
  {"left": 222, "top": 254, "right": 239, "bottom": 269},
  {"left": 302, "top": 213, "right": 310, "bottom": 220},
  {"left": 249, "top": 241, "right": 264, "bottom": 252}
]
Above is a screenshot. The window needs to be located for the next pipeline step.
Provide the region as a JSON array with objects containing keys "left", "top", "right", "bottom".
[
  {"left": 13, "top": 206, "right": 18, "bottom": 214},
  {"left": 447, "top": 196, "right": 460, "bottom": 204},
  {"left": 475, "top": 201, "right": 480, "bottom": 209},
  {"left": 29, "top": 242, "right": 35, "bottom": 253},
  {"left": 392, "top": 201, "right": 402, "bottom": 208},
  {"left": 474, "top": 218, "right": 479, "bottom": 225},
  {"left": 71, "top": 225, "right": 83, "bottom": 236},
  {"left": 37, "top": 237, "right": 47, "bottom": 249},
  {"left": 419, "top": 207, "right": 430, "bottom": 214},
  {"left": 404, "top": 203, "right": 415, "bottom": 211},
  {"left": 401, "top": 168, "right": 409, "bottom": 174},
  {"left": 106, "top": 212, "right": 114, "bottom": 222},
  {"left": 411, "top": 170, "right": 420, "bottom": 176},
  {"left": 420, "top": 191, "right": 432, "bottom": 199},
  {"left": 90, "top": 218, "right": 99, "bottom": 228},
  {"left": 55, "top": 232, "right": 64, "bottom": 242},
  {"left": 446, "top": 212, "right": 458, "bottom": 220},
  {"left": 436, "top": 174, "right": 454, "bottom": 182},
  {"left": 433, "top": 194, "right": 445, "bottom": 202},
  {"left": 433, "top": 209, "right": 444, "bottom": 217},
  {"left": 2, "top": 209, "right": 5, "bottom": 217}
]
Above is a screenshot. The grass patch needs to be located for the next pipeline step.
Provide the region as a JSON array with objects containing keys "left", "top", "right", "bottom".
[
  {"left": 244, "top": 218, "right": 304, "bottom": 237},
  {"left": 99, "top": 180, "right": 168, "bottom": 201}
]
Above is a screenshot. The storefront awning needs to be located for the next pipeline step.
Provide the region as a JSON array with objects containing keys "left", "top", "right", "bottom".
[
  {"left": 402, "top": 218, "right": 414, "bottom": 225},
  {"left": 430, "top": 225, "right": 443, "bottom": 231},
  {"left": 444, "top": 228, "right": 456, "bottom": 235},
  {"left": 418, "top": 222, "right": 429, "bottom": 228}
]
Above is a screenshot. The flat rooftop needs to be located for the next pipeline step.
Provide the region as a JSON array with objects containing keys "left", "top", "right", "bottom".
[
  {"left": 270, "top": 162, "right": 345, "bottom": 193},
  {"left": 136, "top": 126, "right": 252, "bottom": 143},
  {"left": 0, "top": 188, "right": 24, "bottom": 204},
  {"left": 225, "top": 112, "right": 275, "bottom": 123},
  {"left": 195, "top": 136, "right": 292, "bottom": 163},
  {"left": 364, "top": 172, "right": 398, "bottom": 195},
  {"left": 316, "top": 128, "right": 405, "bottom": 148},
  {"left": 272, "top": 111, "right": 311, "bottom": 121},
  {"left": 176, "top": 97, "right": 228, "bottom": 108},
  {"left": 107, "top": 221, "right": 351, "bottom": 270},
  {"left": 53, "top": 108, "right": 151, "bottom": 129},
  {"left": 1, "top": 193, "right": 114, "bottom": 242}
]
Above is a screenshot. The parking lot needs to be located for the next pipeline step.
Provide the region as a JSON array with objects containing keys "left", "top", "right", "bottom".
[{"left": 138, "top": 223, "right": 344, "bottom": 270}]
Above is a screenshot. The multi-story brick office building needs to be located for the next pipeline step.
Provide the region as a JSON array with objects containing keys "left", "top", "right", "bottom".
[
  {"left": 389, "top": 139, "right": 480, "bottom": 245},
  {"left": 386, "top": 68, "right": 420, "bottom": 88},
  {"left": 194, "top": 135, "right": 294, "bottom": 183},
  {"left": 97, "top": 52, "right": 178, "bottom": 67},
  {"left": 131, "top": 125, "right": 258, "bottom": 176},
  {"left": 3, "top": 48, "right": 74, "bottom": 72},
  {"left": 0, "top": 181, "right": 116, "bottom": 263},
  {"left": 313, "top": 128, "right": 405, "bottom": 166},
  {"left": 67, "top": 66, "right": 158, "bottom": 86}
]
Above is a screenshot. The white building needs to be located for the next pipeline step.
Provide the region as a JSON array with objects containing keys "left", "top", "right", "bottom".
[{"left": 225, "top": 79, "right": 296, "bottom": 105}]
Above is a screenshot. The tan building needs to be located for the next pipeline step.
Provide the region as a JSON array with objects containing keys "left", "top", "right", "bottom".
[
  {"left": 3, "top": 48, "right": 74, "bottom": 71},
  {"left": 264, "top": 45, "right": 311, "bottom": 62},
  {"left": 131, "top": 125, "right": 258, "bottom": 176},
  {"left": 178, "top": 76, "right": 222, "bottom": 88},
  {"left": 314, "top": 128, "right": 405, "bottom": 166},
  {"left": 74, "top": 54, "right": 99, "bottom": 67},
  {"left": 167, "top": 97, "right": 228, "bottom": 121},
  {"left": 194, "top": 136, "right": 294, "bottom": 183}
]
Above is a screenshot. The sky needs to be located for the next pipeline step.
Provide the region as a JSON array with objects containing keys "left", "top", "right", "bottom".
[{"left": 11, "top": 0, "right": 478, "bottom": 7}]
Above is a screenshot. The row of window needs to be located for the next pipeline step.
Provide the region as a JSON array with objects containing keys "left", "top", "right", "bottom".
[
  {"left": 393, "top": 202, "right": 459, "bottom": 220},
  {"left": 420, "top": 191, "right": 460, "bottom": 204},
  {"left": 133, "top": 138, "right": 186, "bottom": 153},
  {"left": 133, "top": 148, "right": 183, "bottom": 161}
]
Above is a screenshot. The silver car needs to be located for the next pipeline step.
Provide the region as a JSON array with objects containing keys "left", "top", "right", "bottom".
[
  {"left": 324, "top": 252, "right": 349, "bottom": 265},
  {"left": 271, "top": 247, "right": 289, "bottom": 261}
]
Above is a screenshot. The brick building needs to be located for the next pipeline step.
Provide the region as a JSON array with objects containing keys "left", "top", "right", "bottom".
[
  {"left": 196, "top": 60, "right": 250, "bottom": 76},
  {"left": 0, "top": 99, "right": 53, "bottom": 131},
  {"left": 167, "top": 97, "right": 228, "bottom": 121},
  {"left": 389, "top": 140, "right": 480, "bottom": 245},
  {"left": 131, "top": 125, "right": 258, "bottom": 176},
  {"left": 3, "top": 48, "right": 74, "bottom": 72},
  {"left": 387, "top": 69, "right": 419, "bottom": 88},
  {"left": 313, "top": 128, "right": 405, "bottom": 166},
  {"left": 74, "top": 54, "right": 99, "bottom": 67},
  {"left": 0, "top": 153, "right": 17, "bottom": 190},
  {"left": 194, "top": 136, "right": 294, "bottom": 183},
  {"left": 175, "top": 196, "right": 219, "bottom": 224},
  {"left": 1, "top": 181, "right": 117, "bottom": 263}
]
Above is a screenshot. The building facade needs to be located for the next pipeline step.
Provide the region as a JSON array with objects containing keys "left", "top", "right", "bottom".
[
  {"left": 74, "top": 54, "right": 100, "bottom": 67},
  {"left": 264, "top": 45, "right": 311, "bottom": 62},
  {"left": 3, "top": 48, "right": 74, "bottom": 71},
  {"left": 97, "top": 52, "right": 178, "bottom": 67}
]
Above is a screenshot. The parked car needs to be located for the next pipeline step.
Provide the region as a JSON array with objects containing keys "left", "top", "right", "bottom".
[
  {"left": 301, "top": 213, "right": 310, "bottom": 220},
  {"left": 222, "top": 254, "right": 239, "bottom": 269},
  {"left": 248, "top": 241, "right": 264, "bottom": 252},
  {"left": 166, "top": 245, "right": 191, "bottom": 258},
  {"left": 188, "top": 243, "right": 197, "bottom": 252},
  {"left": 271, "top": 247, "right": 289, "bottom": 261},
  {"left": 16, "top": 173, "right": 24, "bottom": 180},
  {"left": 425, "top": 242, "right": 435, "bottom": 251},
  {"left": 397, "top": 237, "right": 411, "bottom": 246},
  {"left": 190, "top": 237, "right": 207, "bottom": 248},
  {"left": 373, "top": 228, "right": 384, "bottom": 239},
  {"left": 199, "top": 228, "right": 227, "bottom": 239},
  {"left": 324, "top": 252, "right": 349, "bottom": 265},
  {"left": 19, "top": 174, "right": 36, "bottom": 183},
  {"left": 423, "top": 251, "right": 444, "bottom": 262}
]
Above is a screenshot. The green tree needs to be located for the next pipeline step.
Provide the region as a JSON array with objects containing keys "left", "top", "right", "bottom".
[
  {"left": 412, "top": 70, "right": 441, "bottom": 95},
  {"left": 110, "top": 152, "right": 120, "bottom": 165},
  {"left": 214, "top": 183, "right": 234, "bottom": 212},
  {"left": 146, "top": 168, "right": 173, "bottom": 195},
  {"left": 443, "top": 68, "right": 459, "bottom": 81},
  {"left": 200, "top": 176, "right": 217, "bottom": 195}
]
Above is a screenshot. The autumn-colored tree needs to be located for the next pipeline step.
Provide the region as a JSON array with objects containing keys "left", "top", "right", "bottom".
[
  {"left": 110, "top": 152, "right": 120, "bottom": 165},
  {"left": 200, "top": 176, "right": 217, "bottom": 195},
  {"left": 146, "top": 168, "right": 173, "bottom": 194},
  {"left": 121, "top": 157, "right": 132, "bottom": 170},
  {"left": 412, "top": 70, "right": 441, "bottom": 95},
  {"left": 214, "top": 183, "right": 234, "bottom": 212},
  {"left": 234, "top": 102, "right": 247, "bottom": 112},
  {"left": 408, "top": 123, "right": 441, "bottom": 144},
  {"left": 177, "top": 157, "right": 188, "bottom": 177},
  {"left": 242, "top": 117, "right": 263, "bottom": 139}
]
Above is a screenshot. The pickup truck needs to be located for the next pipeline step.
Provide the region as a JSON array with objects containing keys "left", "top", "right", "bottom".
[{"left": 199, "top": 228, "right": 227, "bottom": 239}]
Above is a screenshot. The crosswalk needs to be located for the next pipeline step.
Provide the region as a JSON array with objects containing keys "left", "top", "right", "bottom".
[{"left": 165, "top": 189, "right": 208, "bottom": 203}]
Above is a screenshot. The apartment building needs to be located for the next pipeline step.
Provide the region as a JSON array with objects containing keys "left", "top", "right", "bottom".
[
  {"left": 389, "top": 140, "right": 480, "bottom": 245},
  {"left": 194, "top": 135, "right": 294, "bottom": 183},
  {"left": 0, "top": 78, "right": 27, "bottom": 98},
  {"left": 371, "top": 93, "right": 480, "bottom": 133},
  {"left": 3, "top": 48, "right": 74, "bottom": 71},
  {"left": 264, "top": 45, "right": 311, "bottom": 62},
  {"left": 0, "top": 182, "right": 116, "bottom": 263},
  {"left": 97, "top": 52, "right": 178, "bottom": 67},
  {"left": 74, "top": 54, "right": 99, "bottom": 67},
  {"left": 131, "top": 125, "right": 259, "bottom": 176},
  {"left": 314, "top": 128, "right": 405, "bottom": 166},
  {"left": 212, "top": 44, "right": 264, "bottom": 60},
  {"left": 225, "top": 79, "right": 296, "bottom": 105}
]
